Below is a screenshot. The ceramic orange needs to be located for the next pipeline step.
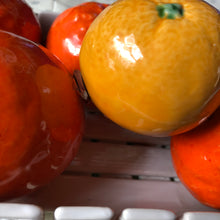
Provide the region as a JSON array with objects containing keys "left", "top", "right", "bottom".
[
  {"left": 0, "top": 30, "right": 84, "bottom": 200},
  {"left": 80, "top": 0, "right": 220, "bottom": 137},
  {"left": 171, "top": 107, "right": 220, "bottom": 209}
]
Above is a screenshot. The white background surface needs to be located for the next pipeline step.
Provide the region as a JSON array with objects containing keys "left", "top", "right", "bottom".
[{"left": 26, "top": 0, "right": 220, "bottom": 13}]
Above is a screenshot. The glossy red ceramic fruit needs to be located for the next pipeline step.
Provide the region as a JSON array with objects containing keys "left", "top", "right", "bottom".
[
  {"left": 46, "top": 1, "right": 108, "bottom": 75},
  {"left": 171, "top": 107, "right": 220, "bottom": 208},
  {"left": 0, "top": 0, "right": 41, "bottom": 42},
  {"left": 0, "top": 30, "right": 84, "bottom": 200}
]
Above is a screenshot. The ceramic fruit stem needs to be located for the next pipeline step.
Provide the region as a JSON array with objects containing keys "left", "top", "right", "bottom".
[{"left": 157, "top": 3, "right": 184, "bottom": 19}]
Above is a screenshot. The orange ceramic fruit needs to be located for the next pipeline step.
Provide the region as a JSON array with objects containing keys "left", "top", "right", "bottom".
[
  {"left": 171, "top": 107, "right": 220, "bottom": 209},
  {"left": 80, "top": 0, "right": 220, "bottom": 137},
  {"left": 0, "top": 30, "right": 84, "bottom": 200}
]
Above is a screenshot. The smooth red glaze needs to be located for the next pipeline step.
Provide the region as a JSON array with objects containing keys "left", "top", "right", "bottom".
[
  {"left": 0, "top": 0, "right": 41, "bottom": 42},
  {"left": 171, "top": 107, "right": 220, "bottom": 208},
  {"left": 0, "top": 30, "right": 84, "bottom": 200},
  {"left": 46, "top": 2, "right": 108, "bottom": 74}
]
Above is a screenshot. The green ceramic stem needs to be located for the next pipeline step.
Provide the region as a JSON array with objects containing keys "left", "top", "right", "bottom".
[{"left": 157, "top": 3, "right": 184, "bottom": 19}]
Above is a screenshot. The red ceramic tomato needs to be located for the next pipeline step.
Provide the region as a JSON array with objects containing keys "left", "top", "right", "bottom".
[
  {"left": 171, "top": 107, "right": 220, "bottom": 208},
  {"left": 46, "top": 2, "right": 108, "bottom": 75},
  {"left": 0, "top": 0, "right": 41, "bottom": 42},
  {"left": 0, "top": 30, "right": 84, "bottom": 200}
]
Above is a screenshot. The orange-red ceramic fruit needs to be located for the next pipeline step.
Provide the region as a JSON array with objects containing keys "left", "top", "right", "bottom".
[
  {"left": 46, "top": 2, "right": 108, "bottom": 75},
  {"left": 171, "top": 107, "right": 220, "bottom": 209}
]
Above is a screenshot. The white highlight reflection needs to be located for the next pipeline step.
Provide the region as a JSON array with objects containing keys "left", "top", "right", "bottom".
[
  {"left": 42, "top": 87, "right": 51, "bottom": 94},
  {"left": 64, "top": 38, "right": 80, "bottom": 56},
  {"left": 113, "top": 34, "right": 143, "bottom": 63},
  {"left": 26, "top": 182, "right": 38, "bottom": 190}
]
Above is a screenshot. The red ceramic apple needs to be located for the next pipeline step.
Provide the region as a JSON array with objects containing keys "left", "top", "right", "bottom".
[
  {"left": 0, "top": 30, "right": 84, "bottom": 200},
  {"left": 0, "top": 0, "right": 41, "bottom": 42}
]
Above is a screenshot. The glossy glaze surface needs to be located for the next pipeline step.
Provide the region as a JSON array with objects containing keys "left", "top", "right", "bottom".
[
  {"left": 0, "top": 0, "right": 41, "bottom": 42},
  {"left": 0, "top": 31, "right": 84, "bottom": 200},
  {"left": 171, "top": 107, "right": 220, "bottom": 209},
  {"left": 80, "top": 0, "right": 220, "bottom": 137},
  {"left": 46, "top": 2, "right": 108, "bottom": 75}
]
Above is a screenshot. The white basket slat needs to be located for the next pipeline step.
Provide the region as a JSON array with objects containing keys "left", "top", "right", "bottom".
[
  {"left": 84, "top": 111, "right": 170, "bottom": 146},
  {"left": 67, "top": 141, "right": 176, "bottom": 178},
  {"left": 8, "top": 175, "right": 218, "bottom": 218}
]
